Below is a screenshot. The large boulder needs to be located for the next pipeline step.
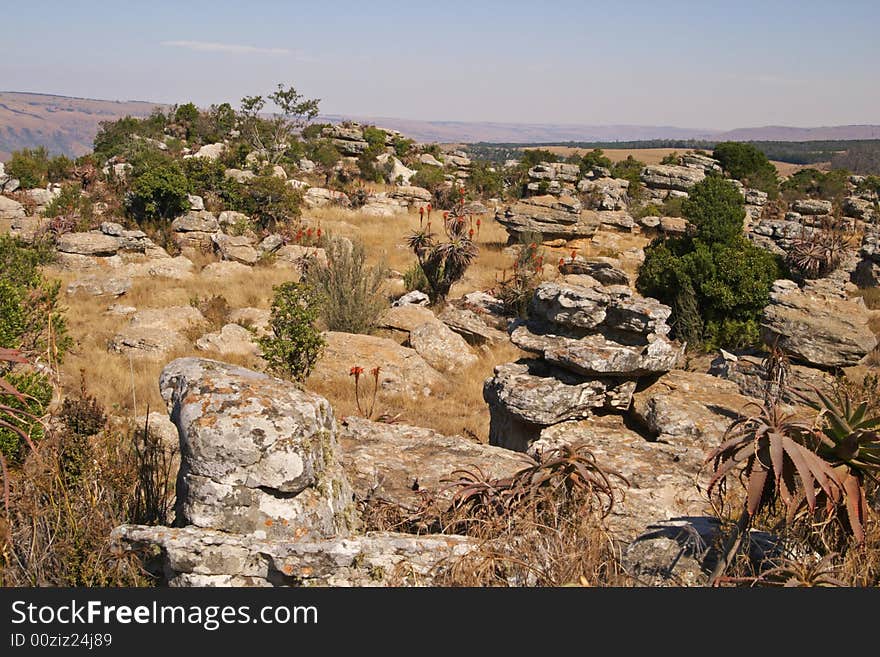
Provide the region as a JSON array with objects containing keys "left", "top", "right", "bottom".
[
  {"left": 484, "top": 359, "right": 636, "bottom": 451},
  {"left": 172, "top": 210, "right": 219, "bottom": 233},
  {"left": 792, "top": 198, "right": 832, "bottom": 215},
  {"left": 56, "top": 232, "right": 120, "bottom": 256},
  {"left": 0, "top": 195, "right": 25, "bottom": 220},
  {"left": 159, "top": 358, "right": 354, "bottom": 540},
  {"left": 408, "top": 321, "right": 478, "bottom": 373},
  {"left": 640, "top": 165, "right": 705, "bottom": 192},
  {"left": 496, "top": 195, "right": 599, "bottom": 241},
  {"left": 195, "top": 323, "right": 261, "bottom": 358},
  {"left": 761, "top": 279, "right": 877, "bottom": 368},
  {"left": 212, "top": 233, "right": 260, "bottom": 266},
  {"left": 630, "top": 370, "right": 755, "bottom": 447}
]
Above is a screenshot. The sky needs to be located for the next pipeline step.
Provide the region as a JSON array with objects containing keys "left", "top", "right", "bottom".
[{"left": 1, "top": 0, "right": 878, "bottom": 130}]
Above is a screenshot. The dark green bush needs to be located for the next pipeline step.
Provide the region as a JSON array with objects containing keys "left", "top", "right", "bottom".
[
  {"left": 126, "top": 162, "right": 190, "bottom": 221},
  {"left": 403, "top": 262, "right": 431, "bottom": 294},
  {"left": 258, "top": 282, "right": 325, "bottom": 383},
  {"left": 610, "top": 156, "right": 645, "bottom": 199},
  {"left": 231, "top": 175, "right": 301, "bottom": 230},
  {"left": 713, "top": 141, "right": 779, "bottom": 196},
  {"left": 636, "top": 176, "right": 784, "bottom": 350},
  {"left": 579, "top": 148, "right": 613, "bottom": 175}
]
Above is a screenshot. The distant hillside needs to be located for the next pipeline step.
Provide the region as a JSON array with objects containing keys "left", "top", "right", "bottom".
[
  {"left": 2, "top": 91, "right": 879, "bottom": 159},
  {"left": 0, "top": 91, "right": 163, "bottom": 159}
]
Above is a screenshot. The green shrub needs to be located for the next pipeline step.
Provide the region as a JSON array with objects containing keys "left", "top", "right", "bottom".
[
  {"left": 126, "top": 162, "right": 190, "bottom": 221},
  {"left": 7, "top": 147, "right": 50, "bottom": 188},
  {"left": 0, "top": 236, "right": 70, "bottom": 358},
  {"left": 636, "top": 177, "right": 783, "bottom": 351},
  {"left": 393, "top": 137, "right": 415, "bottom": 158},
  {"left": 362, "top": 126, "right": 387, "bottom": 149},
  {"left": 403, "top": 262, "right": 431, "bottom": 294},
  {"left": 42, "top": 183, "right": 94, "bottom": 225},
  {"left": 232, "top": 175, "right": 301, "bottom": 230},
  {"left": 611, "top": 156, "right": 645, "bottom": 199},
  {"left": 411, "top": 166, "right": 446, "bottom": 194},
  {"left": 713, "top": 141, "right": 779, "bottom": 196},
  {"left": 579, "top": 149, "right": 612, "bottom": 175},
  {"left": 520, "top": 149, "right": 559, "bottom": 167},
  {"left": 468, "top": 162, "right": 503, "bottom": 197},
  {"left": 0, "top": 371, "right": 53, "bottom": 463},
  {"left": 258, "top": 282, "right": 325, "bottom": 383},
  {"left": 307, "top": 238, "right": 388, "bottom": 334},
  {"left": 660, "top": 151, "right": 680, "bottom": 165}
]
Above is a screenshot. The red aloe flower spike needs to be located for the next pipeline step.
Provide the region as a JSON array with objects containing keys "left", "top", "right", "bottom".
[{"left": 570, "top": 249, "right": 577, "bottom": 260}]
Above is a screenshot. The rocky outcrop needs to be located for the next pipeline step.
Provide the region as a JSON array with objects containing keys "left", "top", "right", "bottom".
[
  {"left": 578, "top": 177, "right": 630, "bottom": 211},
  {"left": 108, "top": 306, "right": 206, "bottom": 357},
  {"left": 322, "top": 123, "right": 369, "bottom": 156},
  {"left": 486, "top": 276, "right": 682, "bottom": 450},
  {"left": 56, "top": 232, "right": 120, "bottom": 256},
  {"left": 496, "top": 195, "right": 599, "bottom": 241},
  {"left": 760, "top": 279, "right": 877, "bottom": 368},
  {"left": 212, "top": 233, "right": 259, "bottom": 266},
  {"left": 304, "top": 187, "right": 351, "bottom": 208},
  {"left": 111, "top": 360, "right": 483, "bottom": 586},
  {"left": 640, "top": 165, "right": 705, "bottom": 192}
]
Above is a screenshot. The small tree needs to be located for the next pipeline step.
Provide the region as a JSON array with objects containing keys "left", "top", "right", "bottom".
[
  {"left": 126, "top": 162, "right": 190, "bottom": 221},
  {"left": 406, "top": 190, "right": 479, "bottom": 303},
  {"left": 233, "top": 175, "right": 301, "bottom": 230},
  {"left": 239, "top": 83, "right": 320, "bottom": 165},
  {"left": 258, "top": 282, "right": 325, "bottom": 383}
]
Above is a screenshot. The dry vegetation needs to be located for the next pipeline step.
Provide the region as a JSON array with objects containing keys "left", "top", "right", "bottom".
[{"left": 50, "top": 206, "right": 527, "bottom": 442}]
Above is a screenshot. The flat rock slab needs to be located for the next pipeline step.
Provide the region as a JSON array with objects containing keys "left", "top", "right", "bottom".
[
  {"left": 339, "top": 416, "right": 532, "bottom": 509},
  {"left": 112, "top": 525, "right": 474, "bottom": 587},
  {"left": 56, "top": 232, "right": 120, "bottom": 256}
]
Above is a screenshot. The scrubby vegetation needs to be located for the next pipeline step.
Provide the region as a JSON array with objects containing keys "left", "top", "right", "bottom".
[
  {"left": 637, "top": 176, "right": 784, "bottom": 350},
  {"left": 259, "top": 281, "right": 325, "bottom": 383}
]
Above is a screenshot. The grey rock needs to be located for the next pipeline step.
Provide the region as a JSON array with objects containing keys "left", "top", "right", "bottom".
[
  {"left": 172, "top": 211, "right": 219, "bottom": 233},
  {"left": 409, "top": 321, "right": 478, "bottom": 372},
  {"left": 159, "top": 358, "right": 354, "bottom": 539},
  {"left": 496, "top": 195, "right": 598, "bottom": 241},
  {"left": 640, "top": 165, "right": 705, "bottom": 191},
  {"left": 761, "top": 279, "right": 878, "bottom": 368},
  {"left": 56, "top": 232, "right": 120, "bottom": 256}
]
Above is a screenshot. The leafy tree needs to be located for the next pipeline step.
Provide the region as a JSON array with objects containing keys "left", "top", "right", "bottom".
[
  {"left": 239, "top": 83, "right": 320, "bottom": 165},
  {"left": 579, "top": 148, "right": 612, "bottom": 175},
  {"left": 713, "top": 141, "right": 779, "bottom": 196},
  {"left": 308, "top": 139, "right": 342, "bottom": 184},
  {"left": 258, "top": 282, "right": 325, "bottom": 383},
  {"left": 520, "top": 149, "right": 559, "bottom": 167},
  {"left": 637, "top": 177, "right": 783, "bottom": 350},
  {"left": 610, "top": 155, "right": 646, "bottom": 199},
  {"left": 232, "top": 175, "right": 301, "bottom": 229},
  {"left": 126, "top": 162, "right": 190, "bottom": 221},
  {"left": 174, "top": 102, "right": 200, "bottom": 139}
]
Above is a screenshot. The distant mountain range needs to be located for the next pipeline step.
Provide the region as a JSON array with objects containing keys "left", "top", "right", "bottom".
[{"left": 1, "top": 91, "right": 878, "bottom": 159}]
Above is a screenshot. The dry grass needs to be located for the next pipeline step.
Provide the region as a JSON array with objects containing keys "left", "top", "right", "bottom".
[{"left": 309, "top": 341, "right": 526, "bottom": 442}]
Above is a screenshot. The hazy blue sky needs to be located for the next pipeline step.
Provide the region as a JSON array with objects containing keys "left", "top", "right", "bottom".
[{"left": 2, "top": 0, "right": 877, "bottom": 129}]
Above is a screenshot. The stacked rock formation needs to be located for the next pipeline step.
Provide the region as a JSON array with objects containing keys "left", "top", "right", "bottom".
[{"left": 484, "top": 274, "right": 685, "bottom": 450}]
